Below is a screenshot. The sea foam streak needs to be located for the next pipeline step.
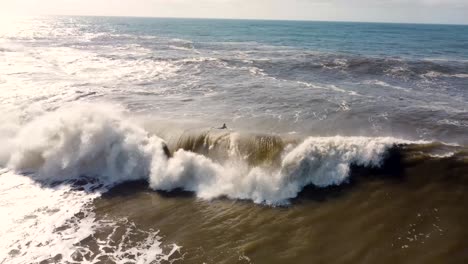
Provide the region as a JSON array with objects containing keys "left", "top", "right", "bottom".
[
  {"left": 0, "top": 170, "right": 99, "bottom": 263},
  {"left": 0, "top": 170, "right": 178, "bottom": 263},
  {"left": 1, "top": 103, "right": 408, "bottom": 205}
]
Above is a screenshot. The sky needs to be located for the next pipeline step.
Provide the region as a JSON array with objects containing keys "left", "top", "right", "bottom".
[{"left": 1, "top": 0, "right": 468, "bottom": 25}]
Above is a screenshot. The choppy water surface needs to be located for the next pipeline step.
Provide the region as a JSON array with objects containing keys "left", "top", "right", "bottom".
[{"left": 0, "top": 16, "right": 467, "bottom": 263}]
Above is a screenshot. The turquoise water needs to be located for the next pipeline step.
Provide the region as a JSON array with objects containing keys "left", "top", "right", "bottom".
[{"left": 75, "top": 17, "right": 468, "bottom": 60}]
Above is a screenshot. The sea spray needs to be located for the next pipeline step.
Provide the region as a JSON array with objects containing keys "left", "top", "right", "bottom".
[{"left": 5, "top": 103, "right": 166, "bottom": 184}]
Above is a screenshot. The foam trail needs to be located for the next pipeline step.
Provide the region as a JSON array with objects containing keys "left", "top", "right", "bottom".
[{"left": 2, "top": 103, "right": 408, "bottom": 205}]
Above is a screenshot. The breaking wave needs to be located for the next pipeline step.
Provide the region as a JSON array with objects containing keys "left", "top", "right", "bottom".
[{"left": 0, "top": 103, "right": 457, "bottom": 205}]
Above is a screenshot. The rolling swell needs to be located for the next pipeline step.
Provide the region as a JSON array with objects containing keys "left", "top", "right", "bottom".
[
  {"left": 250, "top": 54, "right": 468, "bottom": 79},
  {"left": 1, "top": 103, "right": 465, "bottom": 205}
]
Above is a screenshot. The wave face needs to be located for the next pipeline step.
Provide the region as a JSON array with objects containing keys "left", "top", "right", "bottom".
[{"left": 2, "top": 103, "right": 417, "bottom": 205}]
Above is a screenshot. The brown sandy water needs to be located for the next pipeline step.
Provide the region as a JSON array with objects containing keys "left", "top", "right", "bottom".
[{"left": 92, "top": 150, "right": 468, "bottom": 264}]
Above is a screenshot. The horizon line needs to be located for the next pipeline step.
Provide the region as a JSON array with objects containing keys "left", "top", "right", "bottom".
[{"left": 8, "top": 13, "right": 468, "bottom": 26}]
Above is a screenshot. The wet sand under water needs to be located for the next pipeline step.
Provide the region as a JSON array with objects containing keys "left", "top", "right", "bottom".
[{"left": 93, "top": 152, "right": 468, "bottom": 264}]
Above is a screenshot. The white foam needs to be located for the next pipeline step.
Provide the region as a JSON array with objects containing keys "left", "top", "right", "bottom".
[
  {"left": 364, "top": 80, "right": 411, "bottom": 92},
  {"left": 422, "top": 71, "right": 468, "bottom": 79},
  {"left": 0, "top": 170, "right": 99, "bottom": 263},
  {"left": 149, "top": 136, "right": 406, "bottom": 205},
  {"left": 452, "top": 73, "right": 468, "bottom": 78},
  {"left": 427, "top": 152, "right": 455, "bottom": 158},
  {"left": 4, "top": 103, "right": 166, "bottom": 185},
  {"left": 0, "top": 170, "right": 176, "bottom": 263},
  {"left": 297, "top": 81, "right": 360, "bottom": 96}
]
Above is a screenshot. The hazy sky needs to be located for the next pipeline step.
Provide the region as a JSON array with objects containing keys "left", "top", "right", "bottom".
[{"left": 1, "top": 0, "right": 468, "bottom": 24}]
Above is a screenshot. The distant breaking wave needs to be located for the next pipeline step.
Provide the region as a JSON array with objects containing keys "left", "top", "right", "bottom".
[
  {"left": 0, "top": 103, "right": 459, "bottom": 205},
  {"left": 248, "top": 53, "right": 468, "bottom": 80}
]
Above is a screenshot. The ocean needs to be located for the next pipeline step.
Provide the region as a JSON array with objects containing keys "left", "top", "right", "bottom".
[{"left": 0, "top": 16, "right": 467, "bottom": 263}]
